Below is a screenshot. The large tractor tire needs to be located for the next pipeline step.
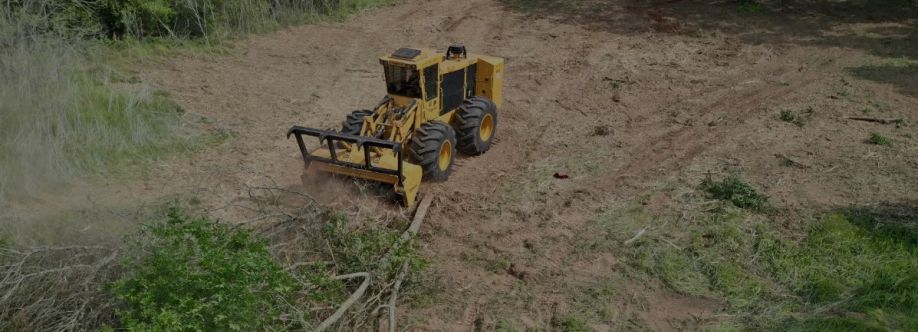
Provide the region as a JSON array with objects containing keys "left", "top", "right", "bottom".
[
  {"left": 340, "top": 109, "right": 373, "bottom": 135},
  {"left": 453, "top": 97, "right": 498, "bottom": 155},
  {"left": 409, "top": 121, "right": 457, "bottom": 181}
]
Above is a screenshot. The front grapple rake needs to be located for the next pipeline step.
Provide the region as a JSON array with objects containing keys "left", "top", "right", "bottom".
[{"left": 286, "top": 126, "right": 421, "bottom": 206}]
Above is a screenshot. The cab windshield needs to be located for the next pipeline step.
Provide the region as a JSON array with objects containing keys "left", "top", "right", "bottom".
[{"left": 383, "top": 63, "right": 421, "bottom": 98}]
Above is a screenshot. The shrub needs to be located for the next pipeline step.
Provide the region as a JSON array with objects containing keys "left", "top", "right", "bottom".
[
  {"left": 779, "top": 110, "right": 805, "bottom": 126},
  {"left": 867, "top": 132, "right": 891, "bottom": 146},
  {"left": 701, "top": 175, "right": 769, "bottom": 211},
  {"left": 111, "top": 208, "right": 298, "bottom": 331}
]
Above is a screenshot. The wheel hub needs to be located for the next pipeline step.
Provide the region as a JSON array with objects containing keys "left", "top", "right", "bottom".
[
  {"left": 480, "top": 114, "right": 494, "bottom": 141},
  {"left": 438, "top": 140, "right": 452, "bottom": 171}
]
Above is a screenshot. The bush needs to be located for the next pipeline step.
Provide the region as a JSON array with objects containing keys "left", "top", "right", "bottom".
[
  {"left": 701, "top": 175, "right": 769, "bottom": 211},
  {"left": 867, "top": 132, "right": 891, "bottom": 146},
  {"left": 111, "top": 208, "right": 298, "bottom": 331},
  {"left": 779, "top": 110, "right": 805, "bottom": 127}
]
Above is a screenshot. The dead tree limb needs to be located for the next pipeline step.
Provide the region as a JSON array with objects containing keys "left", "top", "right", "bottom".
[
  {"left": 844, "top": 116, "right": 902, "bottom": 124},
  {"left": 315, "top": 272, "right": 372, "bottom": 332},
  {"left": 386, "top": 195, "right": 434, "bottom": 332}
]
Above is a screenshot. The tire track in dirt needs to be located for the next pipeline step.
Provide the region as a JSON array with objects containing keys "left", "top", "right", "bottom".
[{"left": 603, "top": 64, "right": 825, "bottom": 188}]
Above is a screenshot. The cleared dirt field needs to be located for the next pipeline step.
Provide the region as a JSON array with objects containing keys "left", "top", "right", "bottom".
[{"left": 4, "top": 0, "right": 916, "bottom": 330}]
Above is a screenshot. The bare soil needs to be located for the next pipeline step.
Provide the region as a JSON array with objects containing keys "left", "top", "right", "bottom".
[{"left": 7, "top": 0, "right": 917, "bottom": 330}]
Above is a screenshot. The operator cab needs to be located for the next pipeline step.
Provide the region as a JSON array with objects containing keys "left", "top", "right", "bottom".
[
  {"left": 379, "top": 45, "right": 486, "bottom": 112},
  {"left": 380, "top": 47, "right": 440, "bottom": 102}
]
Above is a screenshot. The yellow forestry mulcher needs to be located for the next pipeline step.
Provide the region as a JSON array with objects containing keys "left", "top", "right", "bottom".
[{"left": 287, "top": 45, "right": 504, "bottom": 207}]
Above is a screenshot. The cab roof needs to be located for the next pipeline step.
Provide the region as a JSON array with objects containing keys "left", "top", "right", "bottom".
[{"left": 379, "top": 48, "right": 441, "bottom": 67}]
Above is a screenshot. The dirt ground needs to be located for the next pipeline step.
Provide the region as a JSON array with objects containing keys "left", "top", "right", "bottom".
[{"left": 6, "top": 0, "right": 917, "bottom": 330}]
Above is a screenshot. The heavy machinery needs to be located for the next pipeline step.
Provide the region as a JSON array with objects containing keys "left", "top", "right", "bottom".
[{"left": 287, "top": 45, "right": 504, "bottom": 207}]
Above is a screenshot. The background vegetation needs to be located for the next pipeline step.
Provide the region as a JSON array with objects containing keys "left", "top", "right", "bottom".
[{"left": 0, "top": 0, "right": 394, "bottom": 205}]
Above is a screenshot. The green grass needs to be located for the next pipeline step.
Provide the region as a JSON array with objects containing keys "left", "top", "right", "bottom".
[
  {"left": 780, "top": 110, "right": 797, "bottom": 122},
  {"left": 779, "top": 108, "right": 810, "bottom": 127},
  {"left": 774, "top": 214, "right": 918, "bottom": 330},
  {"left": 701, "top": 175, "right": 770, "bottom": 211},
  {"left": 553, "top": 315, "right": 591, "bottom": 332},
  {"left": 495, "top": 319, "right": 518, "bottom": 332},
  {"left": 867, "top": 132, "right": 891, "bottom": 146},
  {"left": 601, "top": 200, "right": 918, "bottom": 330}
]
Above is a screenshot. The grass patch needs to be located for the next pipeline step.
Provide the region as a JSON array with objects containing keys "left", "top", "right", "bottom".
[
  {"left": 780, "top": 110, "right": 799, "bottom": 124},
  {"left": 461, "top": 249, "right": 510, "bottom": 274},
  {"left": 867, "top": 132, "right": 891, "bottom": 146},
  {"left": 552, "top": 315, "right": 591, "bottom": 332},
  {"left": 495, "top": 318, "right": 518, "bottom": 332},
  {"left": 778, "top": 107, "right": 812, "bottom": 127},
  {"left": 701, "top": 175, "right": 770, "bottom": 211},
  {"left": 775, "top": 213, "right": 918, "bottom": 330},
  {"left": 605, "top": 201, "right": 918, "bottom": 330}
]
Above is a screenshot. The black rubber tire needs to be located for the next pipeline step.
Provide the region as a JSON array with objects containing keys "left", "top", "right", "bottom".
[
  {"left": 409, "top": 121, "right": 457, "bottom": 181},
  {"left": 453, "top": 97, "right": 498, "bottom": 155},
  {"left": 340, "top": 109, "right": 373, "bottom": 135}
]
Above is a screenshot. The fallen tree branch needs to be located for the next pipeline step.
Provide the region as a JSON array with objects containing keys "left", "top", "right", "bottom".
[
  {"left": 403, "top": 195, "right": 433, "bottom": 240},
  {"left": 315, "top": 272, "right": 372, "bottom": 332},
  {"left": 844, "top": 116, "right": 902, "bottom": 124},
  {"left": 555, "top": 99, "right": 587, "bottom": 116},
  {"left": 775, "top": 153, "right": 811, "bottom": 169},
  {"left": 624, "top": 228, "right": 647, "bottom": 246},
  {"left": 386, "top": 195, "right": 434, "bottom": 332}
]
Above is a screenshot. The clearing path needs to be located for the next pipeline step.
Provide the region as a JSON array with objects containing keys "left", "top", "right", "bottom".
[{"left": 13, "top": 0, "right": 918, "bottom": 329}]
